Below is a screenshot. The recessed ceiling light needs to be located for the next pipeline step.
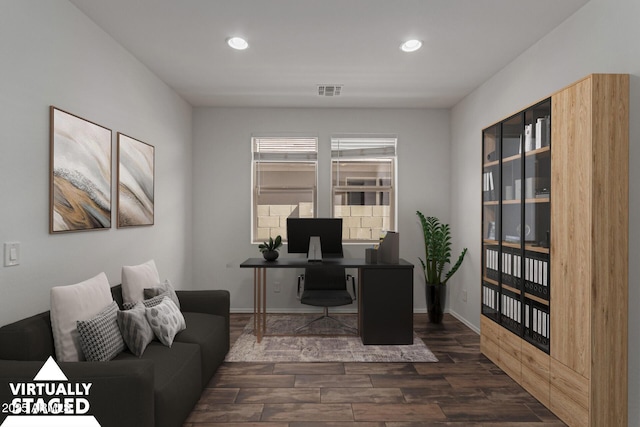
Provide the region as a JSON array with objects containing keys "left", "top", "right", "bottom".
[
  {"left": 226, "top": 37, "right": 248, "bottom": 50},
  {"left": 400, "top": 39, "right": 422, "bottom": 53}
]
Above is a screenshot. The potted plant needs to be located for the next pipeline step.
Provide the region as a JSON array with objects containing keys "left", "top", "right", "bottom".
[
  {"left": 416, "top": 211, "right": 468, "bottom": 323},
  {"left": 259, "top": 235, "right": 282, "bottom": 261}
]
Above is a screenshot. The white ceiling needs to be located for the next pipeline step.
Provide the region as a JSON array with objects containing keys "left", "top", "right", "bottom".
[{"left": 69, "top": 0, "right": 590, "bottom": 109}]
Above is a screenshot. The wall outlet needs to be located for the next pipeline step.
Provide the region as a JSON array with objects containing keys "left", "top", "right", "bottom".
[{"left": 274, "top": 282, "right": 281, "bottom": 293}]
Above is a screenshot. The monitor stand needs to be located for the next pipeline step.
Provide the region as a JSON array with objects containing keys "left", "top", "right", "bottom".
[{"left": 307, "top": 236, "right": 322, "bottom": 262}]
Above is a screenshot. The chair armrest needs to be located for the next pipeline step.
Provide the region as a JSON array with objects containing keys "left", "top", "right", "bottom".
[
  {"left": 0, "top": 359, "right": 154, "bottom": 427},
  {"left": 297, "top": 275, "right": 304, "bottom": 299},
  {"left": 347, "top": 274, "right": 357, "bottom": 301}
]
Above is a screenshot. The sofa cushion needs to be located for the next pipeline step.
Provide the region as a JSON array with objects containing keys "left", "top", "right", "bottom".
[
  {"left": 145, "top": 297, "right": 186, "bottom": 347},
  {"left": 50, "top": 272, "right": 113, "bottom": 362},
  {"left": 175, "top": 312, "right": 228, "bottom": 387},
  {"left": 122, "top": 259, "right": 160, "bottom": 304},
  {"left": 117, "top": 302, "right": 154, "bottom": 357},
  {"left": 0, "top": 359, "right": 155, "bottom": 427},
  {"left": 77, "top": 301, "right": 125, "bottom": 361},
  {"left": 114, "top": 341, "right": 202, "bottom": 427},
  {"left": 144, "top": 279, "right": 180, "bottom": 309}
]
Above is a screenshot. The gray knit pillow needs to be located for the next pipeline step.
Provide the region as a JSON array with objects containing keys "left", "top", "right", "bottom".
[
  {"left": 77, "top": 301, "right": 125, "bottom": 361},
  {"left": 145, "top": 297, "right": 186, "bottom": 347},
  {"left": 144, "top": 279, "right": 180, "bottom": 309},
  {"left": 116, "top": 302, "right": 154, "bottom": 357},
  {"left": 122, "top": 292, "right": 167, "bottom": 310}
]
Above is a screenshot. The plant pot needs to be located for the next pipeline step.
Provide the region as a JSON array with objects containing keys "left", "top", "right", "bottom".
[
  {"left": 262, "top": 250, "right": 279, "bottom": 261},
  {"left": 426, "top": 282, "right": 446, "bottom": 324}
]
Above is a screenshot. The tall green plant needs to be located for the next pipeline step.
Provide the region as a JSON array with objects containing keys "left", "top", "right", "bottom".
[{"left": 416, "top": 211, "right": 468, "bottom": 285}]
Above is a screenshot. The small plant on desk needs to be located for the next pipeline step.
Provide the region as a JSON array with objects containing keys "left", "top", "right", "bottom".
[{"left": 259, "top": 235, "right": 282, "bottom": 261}]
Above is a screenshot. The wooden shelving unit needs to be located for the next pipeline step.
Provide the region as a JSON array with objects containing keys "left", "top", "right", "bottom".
[{"left": 480, "top": 74, "right": 628, "bottom": 427}]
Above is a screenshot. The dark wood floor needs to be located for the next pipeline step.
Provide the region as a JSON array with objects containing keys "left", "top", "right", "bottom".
[{"left": 184, "top": 313, "right": 565, "bottom": 426}]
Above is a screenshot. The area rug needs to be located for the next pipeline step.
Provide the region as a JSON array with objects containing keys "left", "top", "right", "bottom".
[{"left": 225, "top": 314, "right": 438, "bottom": 363}]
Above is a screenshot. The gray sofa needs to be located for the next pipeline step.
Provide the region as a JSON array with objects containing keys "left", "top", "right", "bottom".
[{"left": 0, "top": 285, "right": 230, "bottom": 427}]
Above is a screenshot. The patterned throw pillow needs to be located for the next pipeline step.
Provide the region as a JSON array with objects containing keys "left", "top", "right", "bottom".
[
  {"left": 122, "top": 292, "right": 168, "bottom": 310},
  {"left": 145, "top": 297, "right": 186, "bottom": 347},
  {"left": 117, "top": 302, "right": 154, "bottom": 357},
  {"left": 77, "top": 301, "right": 125, "bottom": 361},
  {"left": 144, "top": 279, "right": 180, "bottom": 309}
]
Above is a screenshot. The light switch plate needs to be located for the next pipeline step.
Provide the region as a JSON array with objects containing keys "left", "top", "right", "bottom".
[{"left": 4, "top": 242, "right": 20, "bottom": 267}]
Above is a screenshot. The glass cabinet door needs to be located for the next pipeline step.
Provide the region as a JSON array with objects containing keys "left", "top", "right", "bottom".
[
  {"left": 523, "top": 99, "right": 551, "bottom": 352},
  {"left": 499, "top": 113, "right": 523, "bottom": 335},
  {"left": 482, "top": 124, "right": 500, "bottom": 320}
]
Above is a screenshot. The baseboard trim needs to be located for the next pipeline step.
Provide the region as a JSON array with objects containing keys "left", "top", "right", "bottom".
[{"left": 448, "top": 309, "right": 480, "bottom": 334}]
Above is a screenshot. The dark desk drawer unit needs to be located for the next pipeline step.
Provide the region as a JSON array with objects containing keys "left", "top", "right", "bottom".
[{"left": 359, "top": 266, "right": 413, "bottom": 345}]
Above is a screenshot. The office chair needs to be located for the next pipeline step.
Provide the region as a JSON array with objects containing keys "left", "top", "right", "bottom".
[{"left": 296, "top": 265, "right": 357, "bottom": 334}]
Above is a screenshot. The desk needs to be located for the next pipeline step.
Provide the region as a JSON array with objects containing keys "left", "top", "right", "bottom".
[{"left": 240, "top": 258, "right": 414, "bottom": 345}]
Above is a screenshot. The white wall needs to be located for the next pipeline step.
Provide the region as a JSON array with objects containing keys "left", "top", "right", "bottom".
[
  {"left": 0, "top": 0, "right": 193, "bottom": 326},
  {"left": 192, "top": 107, "right": 450, "bottom": 312},
  {"left": 450, "top": 0, "right": 640, "bottom": 423}
]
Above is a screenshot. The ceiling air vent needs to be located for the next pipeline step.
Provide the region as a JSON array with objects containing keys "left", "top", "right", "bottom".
[{"left": 317, "top": 85, "right": 343, "bottom": 97}]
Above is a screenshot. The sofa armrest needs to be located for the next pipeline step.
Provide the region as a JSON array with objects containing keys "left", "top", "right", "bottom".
[
  {"left": 177, "top": 289, "right": 230, "bottom": 351},
  {"left": 0, "top": 359, "right": 154, "bottom": 427},
  {"left": 177, "top": 290, "right": 230, "bottom": 319}
]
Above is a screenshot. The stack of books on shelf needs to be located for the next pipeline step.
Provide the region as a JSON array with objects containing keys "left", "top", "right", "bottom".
[
  {"left": 523, "top": 115, "right": 551, "bottom": 152},
  {"left": 483, "top": 171, "right": 495, "bottom": 200}
]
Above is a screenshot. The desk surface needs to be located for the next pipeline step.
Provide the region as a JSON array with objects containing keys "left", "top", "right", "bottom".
[{"left": 240, "top": 257, "right": 413, "bottom": 269}]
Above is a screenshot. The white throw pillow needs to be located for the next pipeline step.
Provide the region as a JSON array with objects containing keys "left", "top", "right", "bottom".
[
  {"left": 121, "top": 259, "right": 160, "bottom": 304},
  {"left": 50, "top": 272, "right": 113, "bottom": 362}
]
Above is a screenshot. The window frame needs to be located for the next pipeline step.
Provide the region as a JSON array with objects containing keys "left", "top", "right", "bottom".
[
  {"left": 330, "top": 136, "right": 398, "bottom": 243},
  {"left": 251, "top": 136, "right": 318, "bottom": 244}
]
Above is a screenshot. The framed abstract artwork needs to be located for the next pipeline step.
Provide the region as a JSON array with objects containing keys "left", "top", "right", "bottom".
[
  {"left": 50, "top": 106, "right": 112, "bottom": 233},
  {"left": 117, "top": 133, "right": 155, "bottom": 227}
]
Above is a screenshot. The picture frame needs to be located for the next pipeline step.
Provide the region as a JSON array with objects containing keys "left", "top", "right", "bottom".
[
  {"left": 50, "top": 106, "right": 112, "bottom": 233},
  {"left": 117, "top": 133, "right": 155, "bottom": 227}
]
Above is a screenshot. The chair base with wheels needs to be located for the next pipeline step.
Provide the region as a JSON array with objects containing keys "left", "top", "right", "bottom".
[{"left": 296, "top": 267, "right": 357, "bottom": 335}]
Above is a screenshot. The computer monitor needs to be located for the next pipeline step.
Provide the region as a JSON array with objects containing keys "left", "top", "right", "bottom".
[{"left": 286, "top": 218, "right": 343, "bottom": 261}]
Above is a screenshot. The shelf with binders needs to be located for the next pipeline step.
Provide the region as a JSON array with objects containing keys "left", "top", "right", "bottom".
[
  {"left": 500, "top": 245, "right": 523, "bottom": 291},
  {"left": 500, "top": 286, "right": 522, "bottom": 336},
  {"left": 483, "top": 244, "right": 500, "bottom": 283},
  {"left": 481, "top": 281, "right": 500, "bottom": 322},
  {"left": 523, "top": 250, "right": 550, "bottom": 301},
  {"left": 524, "top": 296, "right": 550, "bottom": 354}
]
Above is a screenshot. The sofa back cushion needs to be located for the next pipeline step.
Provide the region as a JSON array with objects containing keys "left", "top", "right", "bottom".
[
  {"left": 0, "top": 312, "right": 54, "bottom": 361},
  {"left": 0, "top": 285, "right": 126, "bottom": 362},
  {"left": 121, "top": 259, "right": 160, "bottom": 304}
]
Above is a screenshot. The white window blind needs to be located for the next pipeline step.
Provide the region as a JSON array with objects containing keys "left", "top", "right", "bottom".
[
  {"left": 253, "top": 137, "right": 318, "bottom": 161},
  {"left": 331, "top": 137, "right": 397, "bottom": 159},
  {"left": 331, "top": 136, "right": 397, "bottom": 242},
  {"left": 251, "top": 137, "right": 318, "bottom": 243}
]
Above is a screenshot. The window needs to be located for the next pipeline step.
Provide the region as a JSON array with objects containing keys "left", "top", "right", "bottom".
[
  {"left": 252, "top": 137, "right": 317, "bottom": 243},
  {"left": 331, "top": 136, "right": 397, "bottom": 242}
]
